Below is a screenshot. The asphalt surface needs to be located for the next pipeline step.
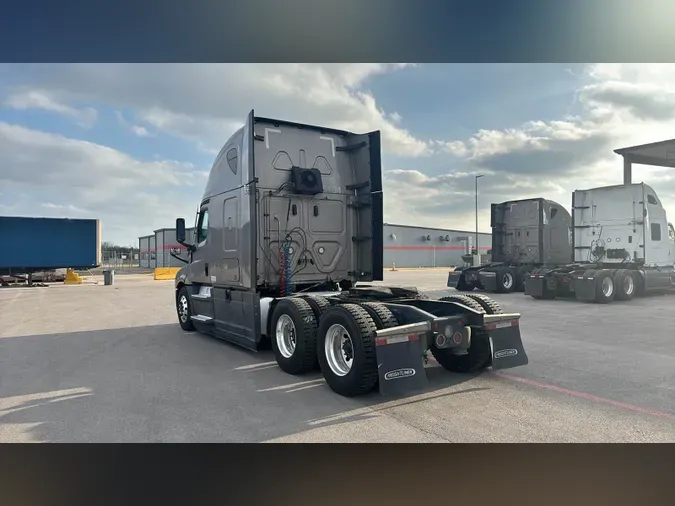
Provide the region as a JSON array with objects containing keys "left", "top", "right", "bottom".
[{"left": 1, "top": 269, "right": 674, "bottom": 442}]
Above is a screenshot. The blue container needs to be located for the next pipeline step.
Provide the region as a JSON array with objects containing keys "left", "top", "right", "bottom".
[{"left": 0, "top": 216, "right": 102, "bottom": 274}]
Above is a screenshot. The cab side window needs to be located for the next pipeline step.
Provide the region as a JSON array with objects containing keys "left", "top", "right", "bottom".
[
  {"left": 651, "top": 222, "right": 661, "bottom": 241},
  {"left": 197, "top": 208, "right": 209, "bottom": 243}
]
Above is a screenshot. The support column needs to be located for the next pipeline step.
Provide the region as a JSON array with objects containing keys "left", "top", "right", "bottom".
[{"left": 623, "top": 157, "right": 632, "bottom": 185}]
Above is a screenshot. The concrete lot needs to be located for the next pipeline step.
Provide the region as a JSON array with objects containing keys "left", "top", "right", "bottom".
[{"left": 1, "top": 269, "right": 674, "bottom": 442}]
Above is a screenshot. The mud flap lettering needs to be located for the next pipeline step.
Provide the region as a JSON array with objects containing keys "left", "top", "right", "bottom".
[
  {"left": 374, "top": 326, "right": 428, "bottom": 396},
  {"left": 486, "top": 318, "right": 529, "bottom": 370}
]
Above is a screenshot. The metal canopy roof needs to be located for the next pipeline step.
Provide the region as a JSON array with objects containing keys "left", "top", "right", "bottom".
[{"left": 614, "top": 138, "right": 675, "bottom": 184}]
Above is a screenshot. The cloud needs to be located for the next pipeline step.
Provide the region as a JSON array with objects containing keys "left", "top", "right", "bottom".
[
  {"left": 4, "top": 63, "right": 675, "bottom": 244},
  {"left": 4, "top": 63, "right": 428, "bottom": 158},
  {"left": 0, "top": 122, "right": 207, "bottom": 245},
  {"left": 383, "top": 64, "right": 675, "bottom": 230},
  {"left": 3, "top": 90, "right": 97, "bottom": 128},
  {"left": 114, "top": 110, "right": 154, "bottom": 137}
]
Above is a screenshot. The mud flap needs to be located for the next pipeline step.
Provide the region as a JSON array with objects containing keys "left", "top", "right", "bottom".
[
  {"left": 374, "top": 322, "right": 429, "bottom": 396},
  {"left": 478, "top": 271, "right": 498, "bottom": 292},
  {"left": 524, "top": 275, "right": 545, "bottom": 297},
  {"left": 571, "top": 272, "right": 596, "bottom": 301},
  {"left": 447, "top": 270, "right": 463, "bottom": 288},
  {"left": 484, "top": 314, "right": 529, "bottom": 370}
]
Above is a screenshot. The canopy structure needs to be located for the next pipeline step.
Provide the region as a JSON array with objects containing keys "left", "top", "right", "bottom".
[{"left": 614, "top": 139, "right": 675, "bottom": 185}]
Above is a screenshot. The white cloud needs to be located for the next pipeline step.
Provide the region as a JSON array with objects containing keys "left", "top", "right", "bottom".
[
  {"left": 6, "top": 63, "right": 428, "bottom": 158},
  {"left": 383, "top": 63, "right": 675, "bottom": 230},
  {"left": 114, "top": 110, "right": 154, "bottom": 138},
  {"left": 0, "top": 122, "right": 207, "bottom": 245},
  {"left": 3, "top": 90, "right": 97, "bottom": 128},
  {"left": 4, "top": 63, "right": 675, "bottom": 243}
]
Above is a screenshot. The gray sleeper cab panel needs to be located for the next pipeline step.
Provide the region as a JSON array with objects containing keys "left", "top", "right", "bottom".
[
  {"left": 176, "top": 110, "right": 384, "bottom": 349},
  {"left": 491, "top": 198, "right": 572, "bottom": 266}
]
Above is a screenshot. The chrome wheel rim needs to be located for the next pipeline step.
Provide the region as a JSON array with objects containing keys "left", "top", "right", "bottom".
[
  {"left": 623, "top": 275, "right": 634, "bottom": 295},
  {"left": 602, "top": 277, "right": 614, "bottom": 297},
  {"left": 325, "top": 324, "right": 354, "bottom": 377},
  {"left": 178, "top": 294, "right": 189, "bottom": 323},
  {"left": 276, "top": 314, "right": 296, "bottom": 358},
  {"left": 503, "top": 272, "right": 514, "bottom": 290}
]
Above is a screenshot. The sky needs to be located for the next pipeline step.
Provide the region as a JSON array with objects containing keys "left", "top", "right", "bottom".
[{"left": 1, "top": 63, "right": 675, "bottom": 246}]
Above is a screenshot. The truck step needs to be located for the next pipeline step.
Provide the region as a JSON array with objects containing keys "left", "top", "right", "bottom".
[
  {"left": 191, "top": 314, "right": 214, "bottom": 323},
  {"left": 191, "top": 293, "right": 211, "bottom": 300}
]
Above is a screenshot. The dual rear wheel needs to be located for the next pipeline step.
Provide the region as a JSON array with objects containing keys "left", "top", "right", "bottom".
[
  {"left": 268, "top": 293, "right": 503, "bottom": 397},
  {"left": 269, "top": 298, "right": 399, "bottom": 397},
  {"left": 587, "top": 269, "right": 637, "bottom": 303}
]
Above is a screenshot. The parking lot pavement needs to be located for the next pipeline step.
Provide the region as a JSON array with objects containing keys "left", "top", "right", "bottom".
[{"left": 1, "top": 272, "right": 674, "bottom": 443}]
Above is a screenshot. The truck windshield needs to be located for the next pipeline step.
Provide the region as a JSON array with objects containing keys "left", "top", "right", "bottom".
[{"left": 669, "top": 223, "right": 675, "bottom": 242}]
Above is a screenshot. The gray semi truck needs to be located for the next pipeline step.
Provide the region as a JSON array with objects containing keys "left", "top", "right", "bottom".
[
  {"left": 525, "top": 183, "right": 675, "bottom": 303},
  {"left": 171, "top": 110, "right": 529, "bottom": 398},
  {"left": 447, "top": 198, "right": 572, "bottom": 294}
]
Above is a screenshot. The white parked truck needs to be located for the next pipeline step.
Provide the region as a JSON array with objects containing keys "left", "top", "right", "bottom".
[
  {"left": 525, "top": 183, "right": 675, "bottom": 303},
  {"left": 171, "top": 110, "right": 529, "bottom": 398}
]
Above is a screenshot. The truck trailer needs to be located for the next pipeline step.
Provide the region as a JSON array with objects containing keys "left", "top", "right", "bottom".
[
  {"left": 171, "top": 110, "right": 529, "bottom": 398},
  {"left": 447, "top": 198, "right": 572, "bottom": 294},
  {"left": 525, "top": 183, "right": 675, "bottom": 303},
  {"left": 0, "top": 216, "right": 102, "bottom": 278}
]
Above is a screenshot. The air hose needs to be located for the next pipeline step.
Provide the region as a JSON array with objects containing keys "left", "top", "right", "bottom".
[{"left": 279, "top": 238, "right": 293, "bottom": 296}]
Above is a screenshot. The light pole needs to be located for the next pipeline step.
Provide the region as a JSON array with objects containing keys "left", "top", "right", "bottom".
[{"left": 475, "top": 174, "right": 484, "bottom": 257}]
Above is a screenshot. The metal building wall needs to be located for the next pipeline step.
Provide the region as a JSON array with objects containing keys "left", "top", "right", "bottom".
[
  {"left": 154, "top": 229, "right": 164, "bottom": 267},
  {"left": 383, "top": 223, "right": 492, "bottom": 268},
  {"left": 139, "top": 235, "right": 152, "bottom": 268},
  {"left": 149, "top": 236, "right": 156, "bottom": 268},
  {"left": 153, "top": 228, "right": 195, "bottom": 268}
]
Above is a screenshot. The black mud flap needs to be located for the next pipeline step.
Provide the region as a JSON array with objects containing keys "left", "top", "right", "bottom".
[
  {"left": 524, "top": 274, "right": 545, "bottom": 297},
  {"left": 447, "top": 270, "right": 462, "bottom": 288},
  {"left": 478, "top": 271, "right": 498, "bottom": 292},
  {"left": 571, "top": 272, "right": 596, "bottom": 301},
  {"left": 484, "top": 314, "right": 529, "bottom": 370},
  {"left": 374, "top": 322, "right": 429, "bottom": 396}
]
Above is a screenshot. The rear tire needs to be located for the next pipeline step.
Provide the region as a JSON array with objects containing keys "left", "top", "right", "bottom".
[
  {"left": 301, "top": 295, "right": 332, "bottom": 320},
  {"left": 317, "top": 304, "right": 379, "bottom": 397},
  {"left": 176, "top": 286, "right": 195, "bottom": 332},
  {"left": 464, "top": 293, "right": 504, "bottom": 314},
  {"left": 359, "top": 302, "right": 399, "bottom": 329},
  {"left": 437, "top": 295, "right": 486, "bottom": 314},
  {"left": 270, "top": 298, "right": 319, "bottom": 375},
  {"left": 614, "top": 269, "right": 636, "bottom": 301},
  {"left": 300, "top": 295, "right": 332, "bottom": 370},
  {"left": 594, "top": 270, "right": 615, "bottom": 304},
  {"left": 494, "top": 267, "right": 516, "bottom": 293}
]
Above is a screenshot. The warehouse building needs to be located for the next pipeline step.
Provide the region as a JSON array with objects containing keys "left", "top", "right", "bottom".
[
  {"left": 139, "top": 227, "right": 195, "bottom": 268},
  {"left": 383, "top": 223, "right": 491, "bottom": 269},
  {"left": 139, "top": 235, "right": 156, "bottom": 268},
  {"left": 139, "top": 223, "right": 490, "bottom": 270}
]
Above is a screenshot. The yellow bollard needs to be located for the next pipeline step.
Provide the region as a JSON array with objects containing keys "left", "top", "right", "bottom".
[{"left": 64, "top": 268, "right": 83, "bottom": 284}]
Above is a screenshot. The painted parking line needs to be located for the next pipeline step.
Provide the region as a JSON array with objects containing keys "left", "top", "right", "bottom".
[{"left": 492, "top": 371, "right": 675, "bottom": 422}]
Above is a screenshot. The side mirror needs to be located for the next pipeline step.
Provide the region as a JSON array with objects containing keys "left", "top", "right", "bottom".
[{"left": 176, "top": 218, "right": 186, "bottom": 243}]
